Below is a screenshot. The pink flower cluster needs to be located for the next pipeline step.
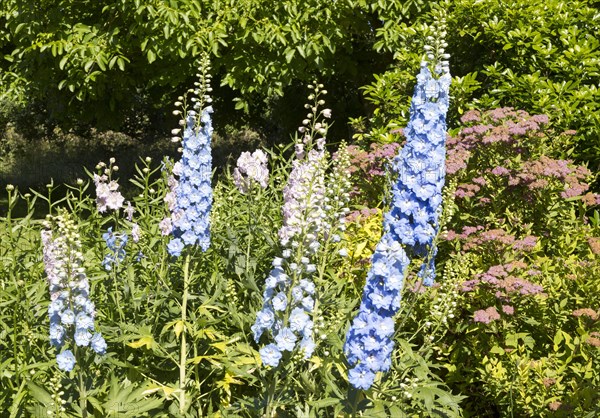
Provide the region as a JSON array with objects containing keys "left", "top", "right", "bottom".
[
  {"left": 505, "top": 155, "right": 592, "bottom": 197},
  {"left": 346, "top": 142, "right": 401, "bottom": 181},
  {"left": 572, "top": 308, "right": 599, "bottom": 321},
  {"left": 473, "top": 305, "right": 515, "bottom": 324},
  {"left": 473, "top": 306, "right": 501, "bottom": 324},
  {"left": 345, "top": 207, "right": 379, "bottom": 223},
  {"left": 586, "top": 332, "right": 600, "bottom": 347},
  {"left": 446, "top": 107, "right": 547, "bottom": 176},
  {"left": 461, "top": 261, "right": 545, "bottom": 299},
  {"left": 512, "top": 235, "right": 537, "bottom": 251},
  {"left": 446, "top": 226, "right": 538, "bottom": 253},
  {"left": 582, "top": 192, "right": 600, "bottom": 207},
  {"left": 444, "top": 225, "right": 484, "bottom": 240},
  {"left": 588, "top": 237, "right": 600, "bottom": 255},
  {"left": 455, "top": 183, "right": 480, "bottom": 198},
  {"left": 464, "top": 229, "right": 515, "bottom": 250},
  {"left": 446, "top": 108, "right": 598, "bottom": 207}
]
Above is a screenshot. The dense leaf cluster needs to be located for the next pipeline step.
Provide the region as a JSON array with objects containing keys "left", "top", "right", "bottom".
[{"left": 0, "top": 0, "right": 426, "bottom": 130}]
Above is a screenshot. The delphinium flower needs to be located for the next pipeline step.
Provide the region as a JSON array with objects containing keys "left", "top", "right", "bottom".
[
  {"left": 101, "top": 227, "right": 128, "bottom": 271},
  {"left": 253, "top": 84, "right": 331, "bottom": 366},
  {"left": 344, "top": 236, "right": 411, "bottom": 389},
  {"left": 233, "top": 149, "right": 269, "bottom": 193},
  {"left": 94, "top": 159, "right": 125, "bottom": 213},
  {"left": 392, "top": 33, "right": 451, "bottom": 286},
  {"left": 159, "top": 158, "right": 178, "bottom": 236},
  {"left": 165, "top": 57, "right": 214, "bottom": 256},
  {"left": 344, "top": 17, "right": 451, "bottom": 390},
  {"left": 41, "top": 211, "right": 106, "bottom": 372},
  {"left": 92, "top": 158, "right": 140, "bottom": 266}
]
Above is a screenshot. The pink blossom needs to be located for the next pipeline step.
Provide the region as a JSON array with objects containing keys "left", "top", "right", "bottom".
[
  {"left": 491, "top": 166, "right": 510, "bottom": 176},
  {"left": 473, "top": 306, "right": 500, "bottom": 324},
  {"left": 460, "top": 110, "right": 481, "bottom": 123},
  {"left": 502, "top": 305, "right": 514, "bottom": 315}
]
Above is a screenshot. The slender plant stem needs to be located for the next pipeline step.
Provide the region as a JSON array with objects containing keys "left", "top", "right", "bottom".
[
  {"left": 76, "top": 348, "right": 88, "bottom": 418},
  {"left": 244, "top": 190, "right": 255, "bottom": 282},
  {"left": 351, "top": 387, "right": 360, "bottom": 418},
  {"left": 179, "top": 253, "right": 191, "bottom": 413},
  {"left": 264, "top": 371, "right": 279, "bottom": 418},
  {"left": 6, "top": 189, "right": 21, "bottom": 388}
]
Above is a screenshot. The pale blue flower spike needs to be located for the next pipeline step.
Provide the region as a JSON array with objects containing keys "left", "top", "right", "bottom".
[{"left": 344, "top": 34, "right": 451, "bottom": 389}]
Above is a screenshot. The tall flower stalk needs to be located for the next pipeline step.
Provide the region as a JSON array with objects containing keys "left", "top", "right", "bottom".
[
  {"left": 344, "top": 17, "right": 451, "bottom": 390},
  {"left": 166, "top": 85, "right": 213, "bottom": 256},
  {"left": 41, "top": 210, "right": 107, "bottom": 417},
  {"left": 252, "top": 85, "right": 342, "bottom": 415},
  {"left": 164, "top": 54, "right": 214, "bottom": 413},
  {"left": 41, "top": 211, "right": 107, "bottom": 369},
  {"left": 252, "top": 85, "right": 330, "bottom": 365}
]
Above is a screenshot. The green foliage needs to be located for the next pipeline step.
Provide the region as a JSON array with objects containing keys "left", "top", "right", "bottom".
[
  {"left": 355, "top": 0, "right": 599, "bottom": 174},
  {"left": 0, "top": 0, "right": 429, "bottom": 130},
  {"left": 4, "top": 0, "right": 599, "bottom": 176},
  {"left": 0, "top": 121, "right": 465, "bottom": 416},
  {"left": 448, "top": 0, "right": 600, "bottom": 168},
  {"left": 413, "top": 108, "right": 600, "bottom": 417}
]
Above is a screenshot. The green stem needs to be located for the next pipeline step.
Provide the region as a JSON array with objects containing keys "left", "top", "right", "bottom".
[
  {"left": 245, "top": 190, "right": 254, "bottom": 281},
  {"left": 154, "top": 249, "right": 168, "bottom": 330},
  {"left": 112, "top": 212, "right": 125, "bottom": 324},
  {"left": 264, "top": 371, "right": 279, "bottom": 418},
  {"left": 77, "top": 348, "right": 88, "bottom": 418},
  {"left": 179, "top": 253, "right": 191, "bottom": 413},
  {"left": 6, "top": 188, "right": 21, "bottom": 387}
]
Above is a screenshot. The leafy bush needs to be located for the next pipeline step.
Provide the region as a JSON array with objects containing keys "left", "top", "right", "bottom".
[
  {"left": 337, "top": 105, "right": 600, "bottom": 416},
  {"left": 367, "top": 0, "right": 600, "bottom": 172},
  {"left": 0, "top": 0, "right": 431, "bottom": 132},
  {"left": 423, "top": 108, "right": 600, "bottom": 416}
]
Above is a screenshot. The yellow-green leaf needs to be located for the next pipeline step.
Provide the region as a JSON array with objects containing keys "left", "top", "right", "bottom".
[
  {"left": 127, "top": 336, "right": 155, "bottom": 349},
  {"left": 174, "top": 320, "right": 184, "bottom": 338}
]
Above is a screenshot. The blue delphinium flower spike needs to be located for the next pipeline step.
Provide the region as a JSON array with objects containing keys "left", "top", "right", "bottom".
[
  {"left": 166, "top": 60, "right": 214, "bottom": 256},
  {"left": 344, "top": 25, "right": 451, "bottom": 389},
  {"left": 41, "top": 213, "right": 107, "bottom": 372}
]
